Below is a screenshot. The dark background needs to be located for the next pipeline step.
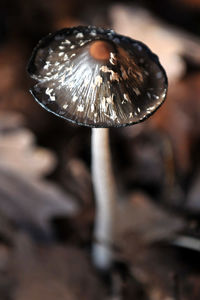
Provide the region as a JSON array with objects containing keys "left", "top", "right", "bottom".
[{"left": 0, "top": 0, "right": 200, "bottom": 299}]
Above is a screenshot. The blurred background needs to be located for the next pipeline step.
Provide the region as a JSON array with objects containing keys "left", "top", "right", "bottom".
[{"left": 1, "top": 0, "right": 200, "bottom": 299}]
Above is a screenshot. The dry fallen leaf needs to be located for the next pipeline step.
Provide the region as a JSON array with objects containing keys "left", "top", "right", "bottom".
[
  {"left": 115, "top": 192, "right": 184, "bottom": 245},
  {"left": 0, "top": 112, "right": 56, "bottom": 178},
  {"left": 11, "top": 234, "right": 107, "bottom": 300},
  {"left": 0, "top": 113, "right": 79, "bottom": 237}
]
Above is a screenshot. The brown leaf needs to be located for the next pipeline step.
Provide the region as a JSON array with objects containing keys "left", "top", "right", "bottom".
[
  {"left": 116, "top": 192, "right": 184, "bottom": 245},
  {"left": 11, "top": 234, "right": 106, "bottom": 300}
]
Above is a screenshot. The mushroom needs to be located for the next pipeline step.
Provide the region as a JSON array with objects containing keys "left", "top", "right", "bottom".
[{"left": 27, "top": 25, "right": 168, "bottom": 271}]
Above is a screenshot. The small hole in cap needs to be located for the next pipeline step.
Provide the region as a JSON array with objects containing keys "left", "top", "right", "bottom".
[{"left": 89, "top": 40, "right": 115, "bottom": 61}]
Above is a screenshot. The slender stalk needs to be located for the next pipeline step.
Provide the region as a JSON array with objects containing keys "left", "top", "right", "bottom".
[{"left": 91, "top": 128, "right": 116, "bottom": 271}]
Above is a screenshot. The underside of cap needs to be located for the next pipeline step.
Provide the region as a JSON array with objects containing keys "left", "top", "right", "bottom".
[{"left": 28, "top": 26, "right": 168, "bottom": 128}]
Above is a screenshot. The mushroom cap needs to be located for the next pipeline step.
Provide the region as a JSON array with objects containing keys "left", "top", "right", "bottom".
[{"left": 28, "top": 26, "right": 168, "bottom": 128}]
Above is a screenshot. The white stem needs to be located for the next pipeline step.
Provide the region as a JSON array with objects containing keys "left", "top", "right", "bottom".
[{"left": 91, "top": 128, "right": 116, "bottom": 271}]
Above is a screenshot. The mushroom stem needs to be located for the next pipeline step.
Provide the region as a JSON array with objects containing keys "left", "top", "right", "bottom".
[{"left": 91, "top": 127, "right": 116, "bottom": 271}]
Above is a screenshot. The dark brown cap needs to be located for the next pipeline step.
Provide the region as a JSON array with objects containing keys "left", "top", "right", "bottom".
[{"left": 28, "top": 26, "right": 168, "bottom": 128}]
